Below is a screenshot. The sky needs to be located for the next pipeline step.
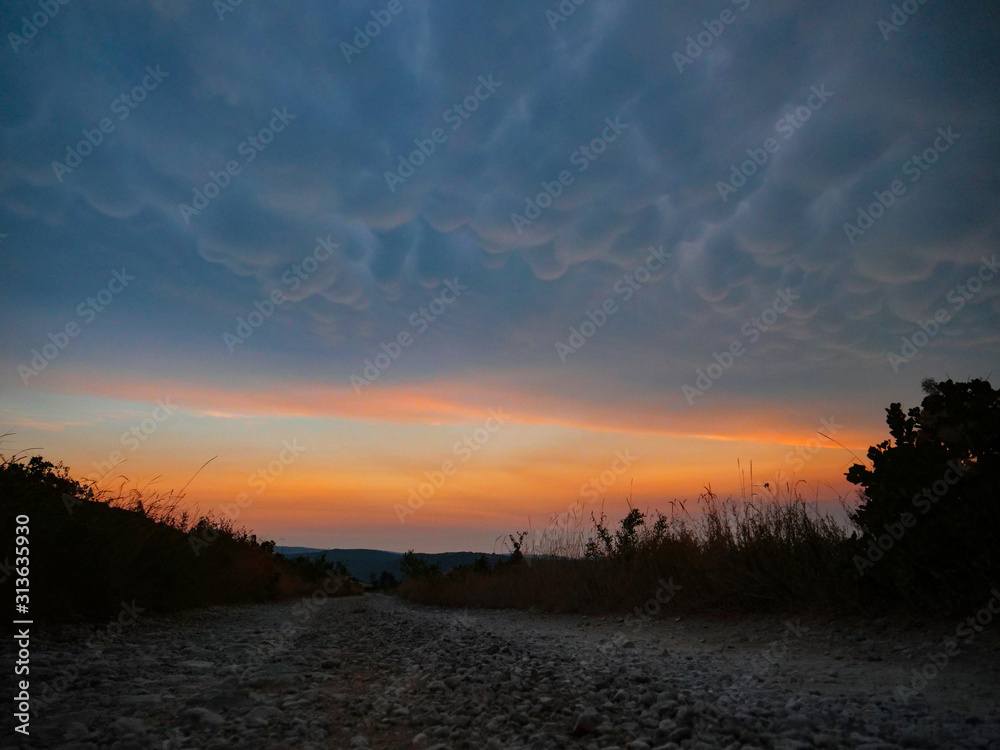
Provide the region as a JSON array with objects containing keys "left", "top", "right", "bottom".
[{"left": 1, "top": 0, "right": 998, "bottom": 553}]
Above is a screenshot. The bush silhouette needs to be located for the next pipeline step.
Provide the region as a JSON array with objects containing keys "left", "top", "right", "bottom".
[
  {"left": 369, "top": 570, "right": 399, "bottom": 590},
  {"left": 400, "top": 379, "right": 997, "bottom": 616},
  {"left": 0, "top": 451, "right": 352, "bottom": 620},
  {"left": 500, "top": 531, "right": 527, "bottom": 567},
  {"left": 847, "top": 377, "right": 1000, "bottom": 609},
  {"left": 584, "top": 507, "right": 662, "bottom": 560},
  {"left": 400, "top": 549, "right": 440, "bottom": 580}
]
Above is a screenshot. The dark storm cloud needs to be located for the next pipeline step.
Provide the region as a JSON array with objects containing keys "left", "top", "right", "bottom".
[{"left": 1, "top": 0, "right": 998, "bottom": 398}]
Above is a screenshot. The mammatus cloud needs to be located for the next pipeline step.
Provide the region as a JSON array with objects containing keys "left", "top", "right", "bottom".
[{"left": 1, "top": 0, "right": 998, "bottom": 412}]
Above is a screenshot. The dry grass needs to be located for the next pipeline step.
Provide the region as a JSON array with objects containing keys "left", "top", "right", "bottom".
[
  {"left": 400, "top": 486, "right": 861, "bottom": 617},
  {"left": 1, "top": 451, "right": 357, "bottom": 621}
]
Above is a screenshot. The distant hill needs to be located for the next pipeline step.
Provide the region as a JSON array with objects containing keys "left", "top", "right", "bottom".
[
  {"left": 275, "top": 547, "right": 506, "bottom": 582},
  {"left": 274, "top": 546, "right": 328, "bottom": 557}
]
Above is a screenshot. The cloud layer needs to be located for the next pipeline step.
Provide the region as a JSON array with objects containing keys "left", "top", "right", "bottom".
[{"left": 2, "top": 0, "right": 999, "bottom": 414}]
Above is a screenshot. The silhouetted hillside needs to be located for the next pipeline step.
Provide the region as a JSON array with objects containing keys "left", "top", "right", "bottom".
[
  {"left": 0, "top": 453, "right": 360, "bottom": 621},
  {"left": 276, "top": 547, "right": 506, "bottom": 582}
]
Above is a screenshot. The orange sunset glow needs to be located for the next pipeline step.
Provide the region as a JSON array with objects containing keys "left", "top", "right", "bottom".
[{"left": 4, "top": 0, "right": 997, "bottom": 556}]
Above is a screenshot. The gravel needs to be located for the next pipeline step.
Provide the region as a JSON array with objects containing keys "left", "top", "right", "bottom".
[{"left": 6, "top": 594, "right": 1000, "bottom": 749}]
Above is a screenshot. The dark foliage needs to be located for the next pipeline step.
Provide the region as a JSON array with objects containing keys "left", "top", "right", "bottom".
[
  {"left": 0, "top": 452, "right": 348, "bottom": 621},
  {"left": 404, "top": 378, "right": 999, "bottom": 618},
  {"left": 847, "top": 378, "right": 1000, "bottom": 610},
  {"left": 399, "top": 549, "right": 441, "bottom": 580}
]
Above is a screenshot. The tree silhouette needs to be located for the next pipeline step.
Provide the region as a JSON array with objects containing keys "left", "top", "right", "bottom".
[
  {"left": 400, "top": 550, "right": 440, "bottom": 580},
  {"left": 847, "top": 378, "right": 999, "bottom": 608}
]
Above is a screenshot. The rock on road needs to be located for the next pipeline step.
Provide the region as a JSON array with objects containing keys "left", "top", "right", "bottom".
[{"left": 7, "top": 594, "right": 1000, "bottom": 749}]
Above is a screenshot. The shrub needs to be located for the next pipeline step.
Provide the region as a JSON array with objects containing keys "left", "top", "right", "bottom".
[
  {"left": 846, "top": 377, "right": 1000, "bottom": 610},
  {"left": 369, "top": 570, "right": 399, "bottom": 591},
  {"left": 0, "top": 450, "right": 350, "bottom": 620},
  {"left": 400, "top": 549, "right": 440, "bottom": 580},
  {"left": 498, "top": 531, "right": 527, "bottom": 568},
  {"left": 398, "top": 377, "right": 998, "bottom": 617},
  {"left": 400, "top": 492, "right": 854, "bottom": 615}
]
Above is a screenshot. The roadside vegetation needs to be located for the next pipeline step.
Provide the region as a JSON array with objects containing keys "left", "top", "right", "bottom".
[
  {"left": 0, "top": 449, "right": 360, "bottom": 622},
  {"left": 6, "top": 377, "right": 993, "bottom": 623},
  {"left": 399, "top": 377, "right": 999, "bottom": 618}
]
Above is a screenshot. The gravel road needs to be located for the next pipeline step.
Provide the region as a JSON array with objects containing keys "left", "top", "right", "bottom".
[{"left": 6, "top": 593, "right": 1000, "bottom": 749}]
